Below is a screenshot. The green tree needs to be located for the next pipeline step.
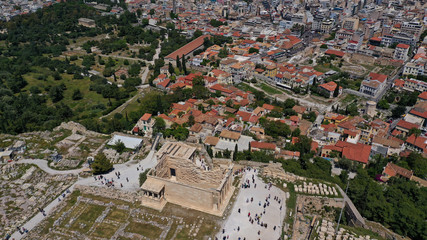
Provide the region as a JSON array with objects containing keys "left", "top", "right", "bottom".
[
  {"left": 378, "top": 99, "right": 390, "bottom": 109},
  {"left": 129, "top": 63, "right": 141, "bottom": 77},
  {"left": 182, "top": 55, "right": 187, "bottom": 74},
  {"left": 233, "top": 144, "right": 238, "bottom": 161},
  {"left": 72, "top": 89, "right": 83, "bottom": 100},
  {"left": 91, "top": 153, "right": 113, "bottom": 174},
  {"left": 248, "top": 47, "right": 259, "bottom": 54},
  {"left": 114, "top": 140, "right": 126, "bottom": 153},
  {"left": 168, "top": 62, "right": 174, "bottom": 75},
  {"left": 218, "top": 46, "right": 228, "bottom": 58},
  {"left": 49, "top": 85, "right": 64, "bottom": 103},
  {"left": 392, "top": 105, "right": 406, "bottom": 118},
  {"left": 292, "top": 128, "right": 301, "bottom": 137},
  {"left": 188, "top": 115, "right": 195, "bottom": 126},
  {"left": 153, "top": 117, "right": 166, "bottom": 133},
  {"left": 333, "top": 82, "right": 340, "bottom": 97},
  {"left": 408, "top": 128, "right": 421, "bottom": 137},
  {"left": 176, "top": 55, "right": 181, "bottom": 71}
]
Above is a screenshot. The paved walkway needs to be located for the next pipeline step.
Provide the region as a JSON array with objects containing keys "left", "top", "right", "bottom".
[
  {"left": 10, "top": 150, "right": 157, "bottom": 240},
  {"left": 217, "top": 169, "right": 286, "bottom": 240},
  {"left": 15, "top": 159, "right": 83, "bottom": 175}
]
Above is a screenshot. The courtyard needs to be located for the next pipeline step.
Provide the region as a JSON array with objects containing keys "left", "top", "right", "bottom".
[{"left": 217, "top": 169, "right": 287, "bottom": 240}]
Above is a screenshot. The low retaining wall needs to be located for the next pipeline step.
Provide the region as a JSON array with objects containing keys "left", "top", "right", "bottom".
[{"left": 74, "top": 185, "right": 140, "bottom": 203}]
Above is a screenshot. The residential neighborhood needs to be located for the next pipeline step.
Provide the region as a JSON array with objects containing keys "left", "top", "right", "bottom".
[{"left": 0, "top": 0, "right": 426, "bottom": 239}]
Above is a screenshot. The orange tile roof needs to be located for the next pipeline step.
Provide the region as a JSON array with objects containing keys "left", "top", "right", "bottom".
[
  {"left": 369, "top": 72, "right": 387, "bottom": 83},
  {"left": 405, "top": 134, "right": 427, "bottom": 154},
  {"left": 337, "top": 141, "right": 371, "bottom": 164},
  {"left": 394, "top": 79, "right": 405, "bottom": 88},
  {"left": 418, "top": 91, "right": 427, "bottom": 100},
  {"left": 396, "top": 120, "right": 419, "bottom": 130},
  {"left": 383, "top": 162, "right": 413, "bottom": 179},
  {"left": 262, "top": 103, "right": 275, "bottom": 111},
  {"left": 165, "top": 35, "right": 211, "bottom": 60},
  {"left": 325, "top": 49, "right": 345, "bottom": 57},
  {"left": 140, "top": 113, "right": 152, "bottom": 121},
  {"left": 251, "top": 141, "right": 276, "bottom": 150},
  {"left": 319, "top": 81, "right": 338, "bottom": 92},
  {"left": 396, "top": 43, "right": 409, "bottom": 49},
  {"left": 236, "top": 111, "right": 251, "bottom": 122}
]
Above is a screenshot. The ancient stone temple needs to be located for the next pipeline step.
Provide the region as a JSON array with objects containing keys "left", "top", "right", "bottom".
[{"left": 141, "top": 141, "right": 234, "bottom": 216}]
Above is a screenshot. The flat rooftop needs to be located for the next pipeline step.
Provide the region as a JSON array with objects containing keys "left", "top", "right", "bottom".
[
  {"left": 157, "top": 142, "right": 196, "bottom": 160},
  {"left": 107, "top": 134, "right": 143, "bottom": 150}
]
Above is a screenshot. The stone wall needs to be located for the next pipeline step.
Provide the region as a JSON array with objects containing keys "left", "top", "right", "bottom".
[
  {"left": 159, "top": 156, "right": 225, "bottom": 188},
  {"left": 74, "top": 185, "right": 140, "bottom": 203}
]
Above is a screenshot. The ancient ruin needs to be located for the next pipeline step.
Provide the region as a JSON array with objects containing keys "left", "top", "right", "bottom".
[{"left": 141, "top": 142, "right": 234, "bottom": 216}]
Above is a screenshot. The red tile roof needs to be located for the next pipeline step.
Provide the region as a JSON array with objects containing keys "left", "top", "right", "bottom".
[
  {"left": 396, "top": 120, "right": 419, "bottom": 130},
  {"left": 311, "top": 141, "right": 319, "bottom": 152},
  {"left": 325, "top": 49, "right": 345, "bottom": 57},
  {"left": 237, "top": 111, "right": 252, "bottom": 122},
  {"left": 369, "top": 72, "right": 387, "bottom": 83},
  {"left": 405, "top": 134, "right": 427, "bottom": 154},
  {"left": 133, "top": 126, "right": 139, "bottom": 133},
  {"left": 319, "top": 81, "right": 338, "bottom": 92},
  {"left": 157, "top": 78, "right": 170, "bottom": 88},
  {"left": 250, "top": 141, "right": 276, "bottom": 150},
  {"left": 394, "top": 79, "right": 405, "bottom": 88},
  {"left": 209, "top": 84, "right": 233, "bottom": 94},
  {"left": 370, "top": 37, "right": 382, "bottom": 42},
  {"left": 140, "top": 113, "right": 152, "bottom": 121},
  {"left": 396, "top": 43, "right": 409, "bottom": 49},
  {"left": 383, "top": 162, "right": 413, "bottom": 179},
  {"left": 418, "top": 91, "right": 427, "bottom": 100},
  {"left": 263, "top": 103, "right": 275, "bottom": 111},
  {"left": 338, "top": 141, "right": 371, "bottom": 164},
  {"left": 165, "top": 35, "right": 211, "bottom": 60}
]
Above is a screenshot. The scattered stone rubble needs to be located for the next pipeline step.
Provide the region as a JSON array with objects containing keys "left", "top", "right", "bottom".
[
  {"left": 316, "top": 219, "right": 376, "bottom": 240},
  {"left": 0, "top": 164, "right": 76, "bottom": 236},
  {"left": 294, "top": 182, "right": 339, "bottom": 196}
]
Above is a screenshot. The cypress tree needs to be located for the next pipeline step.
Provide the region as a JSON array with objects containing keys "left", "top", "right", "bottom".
[
  {"left": 333, "top": 82, "right": 340, "bottom": 97},
  {"left": 176, "top": 55, "right": 181, "bottom": 71},
  {"left": 182, "top": 55, "right": 187, "bottom": 74}
]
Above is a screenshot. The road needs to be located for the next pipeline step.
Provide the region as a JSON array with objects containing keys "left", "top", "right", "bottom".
[{"left": 10, "top": 149, "right": 158, "bottom": 240}]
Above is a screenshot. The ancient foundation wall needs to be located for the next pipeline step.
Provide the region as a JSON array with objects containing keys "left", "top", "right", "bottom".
[
  {"left": 148, "top": 175, "right": 217, "bottom": 212},
  {"left": 74, "top": 185, "right": 140, "bottom": 203}
]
